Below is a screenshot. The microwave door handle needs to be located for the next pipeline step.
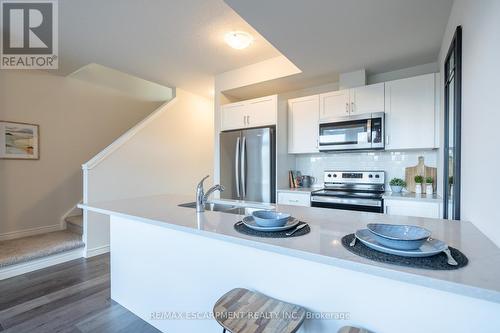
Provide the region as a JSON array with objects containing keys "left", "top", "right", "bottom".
[{"left": 235, "top": 137, "right": 240, "bottom": 198}]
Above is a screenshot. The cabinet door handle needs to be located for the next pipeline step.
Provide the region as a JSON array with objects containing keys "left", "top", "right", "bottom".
[
  {"left": 247, "top": 115, "right": 250, "bottom": 125},
  {"left": 386, "top": 135, "right": 390, "bottom": 145},
  {"left": 345, "top": 103, "right": 349, "bottom": 114}
]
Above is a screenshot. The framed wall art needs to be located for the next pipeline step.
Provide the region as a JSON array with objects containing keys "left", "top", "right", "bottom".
[{"left": 0, "top": 121, "right": 40, "bottom": 160}]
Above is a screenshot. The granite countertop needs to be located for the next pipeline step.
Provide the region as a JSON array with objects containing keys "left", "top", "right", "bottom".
[
  {"left": 383, "top": 191, "right": 442, "bottom": 202},
  {"left": 80, "top": 194, "right": 500, "bottom": 304}
]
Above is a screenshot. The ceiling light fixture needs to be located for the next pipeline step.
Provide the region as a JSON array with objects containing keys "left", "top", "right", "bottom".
[{"left": 224, "top": 31, "right": 254, "bottom": 50}]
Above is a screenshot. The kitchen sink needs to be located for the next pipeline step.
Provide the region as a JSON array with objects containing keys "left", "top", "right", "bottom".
[
  {"left": 178, "top": 202, "right": 246, "bottom": 215},
  {"left": 178, "top": 202, "right": 266, "bottom": 215}
]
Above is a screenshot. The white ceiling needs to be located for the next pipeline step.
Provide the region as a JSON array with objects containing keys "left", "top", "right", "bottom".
[
  {"left": 224, "top": 0, "right": 453, "bottom": 80},
  {"left": 58, "top": 0, "right": 454, "bottom": 99},
  {"left": 58, "top": 0, "right": 281, "bottom": 97}
]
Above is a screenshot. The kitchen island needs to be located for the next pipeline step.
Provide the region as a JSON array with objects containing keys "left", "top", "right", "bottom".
[{"left": 80, "top": 194, "right": 500, "bottom": 333}]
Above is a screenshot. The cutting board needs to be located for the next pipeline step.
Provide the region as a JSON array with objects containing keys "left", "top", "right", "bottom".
[{"left": 405, "top": 156, "right": 437, "bottom": 193}]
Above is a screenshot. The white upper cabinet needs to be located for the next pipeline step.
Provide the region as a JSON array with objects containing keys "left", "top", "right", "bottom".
[
  {"left": 221, "top": 102, "right": 246, "bottom": 131},
  {"left": 319, "top": 83, "right": 384, "bottom": 121},
  {"left": 288, "top": 95, "right": 319, "bottom": 154},
  {"left": 221, "top": 95, "right": 277, "bottom": 131},
  {"left": 319, "top": 90, "right": 350, "bottom": 121},
  {"left": 246, "top": 95, "right": 277, "bottom": 128},
  {"left": 350, "top": 83, "right": 385, "bottom": 114},
  {"left": 385, "top": 74, "right": 437, "bottom": 150}
]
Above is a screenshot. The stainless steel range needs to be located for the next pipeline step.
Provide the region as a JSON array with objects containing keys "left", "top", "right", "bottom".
[{"left": 311, "top": 171, "right": 385, "bottom": 213}]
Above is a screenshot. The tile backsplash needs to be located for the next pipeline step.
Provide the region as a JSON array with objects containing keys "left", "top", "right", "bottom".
[{"left": 295, "top": 150, "right": 438, "bottom": 188}]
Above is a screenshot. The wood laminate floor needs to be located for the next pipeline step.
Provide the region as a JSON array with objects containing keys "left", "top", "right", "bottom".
[{"left": 0, "top": 254, "right": 161, "bottom": 333}]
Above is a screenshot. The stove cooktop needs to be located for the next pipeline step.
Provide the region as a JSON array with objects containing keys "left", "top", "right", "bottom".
[{"left": 312, "top": 189, "right": 384, "bottom": 200}]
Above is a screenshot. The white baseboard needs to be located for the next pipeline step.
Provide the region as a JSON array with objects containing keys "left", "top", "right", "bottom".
[
  {"left": 85, "top": 245, "right": 110, "bottom": 258},
  {"left": 0, "top": 248, "right": 84, "bottom": 280},
  {"left": 0, "top": 224, "right": 64, "bottom": 241}
]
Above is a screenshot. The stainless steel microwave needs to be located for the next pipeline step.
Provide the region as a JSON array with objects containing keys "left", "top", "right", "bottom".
[{"left": 319, "top": 112, "right": 385, "bottom": 152}]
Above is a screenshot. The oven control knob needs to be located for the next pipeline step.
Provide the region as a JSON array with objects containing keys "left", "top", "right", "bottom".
[
  {"left": 369, "top": 174, "right": 373, "bottom": 178},
  {"left": 327, "top": 174, "right": 332, "bottom": 178},
  {"left": 333, "top": 174, "right": 337, "bottom": 178},
  {"left": 375, "top": 174, "right": 380, "bottom": 178}
]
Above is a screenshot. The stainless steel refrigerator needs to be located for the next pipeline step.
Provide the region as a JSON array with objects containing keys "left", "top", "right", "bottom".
[{"left": 220, "top": 127, "right": 276, "bottom": 203}]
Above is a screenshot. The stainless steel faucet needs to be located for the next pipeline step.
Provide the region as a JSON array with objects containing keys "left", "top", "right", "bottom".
[{"left": 196, "top": 175, "right": 225, "bottom": 212}]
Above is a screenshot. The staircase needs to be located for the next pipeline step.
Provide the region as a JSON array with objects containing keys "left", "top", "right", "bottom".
[
  {"left": 0, "top": 208, "right": 85, "bottom": 280},
  {"left": 65, "top": 214, "right": 83, "bottom": 235}
]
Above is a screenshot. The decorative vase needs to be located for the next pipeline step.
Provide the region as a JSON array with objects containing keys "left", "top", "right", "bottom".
[
  {"left": 415, "top": 184, "right": 422, "bottom": 194},
  {"left": 426, "top": 184, "right": 433, "bottom": 196},
  {"left": 391, "top": 185, "right": 403, "bottom": 193}
]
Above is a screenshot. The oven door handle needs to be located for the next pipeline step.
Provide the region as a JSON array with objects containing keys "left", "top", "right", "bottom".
[{"left": 311, "top": 196, "right": 382, "bottom": 207}]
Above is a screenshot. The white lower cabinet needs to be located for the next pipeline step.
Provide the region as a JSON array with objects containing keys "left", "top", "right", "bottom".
[
  {"left": 384, "top": 199, "right": 441, "bottom": 219},
  {"left": 277, "top": 192, "right": 311, "bottom": 207}
]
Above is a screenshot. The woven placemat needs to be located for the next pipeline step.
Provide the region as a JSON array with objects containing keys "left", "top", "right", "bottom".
[
  {"left": 234, "top": 221, "right": 310, "bottom": 238},
  {"left": 342, "top": 234, "right": 468, "bottom": 270}
]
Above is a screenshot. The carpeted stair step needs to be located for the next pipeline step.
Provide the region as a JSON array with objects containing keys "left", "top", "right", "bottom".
[
  {"left": 65, "top": 215, "right": 83, "bottom": 235},
  {"left": 0, "top": 230, "right": 85, "bottom": 268}
]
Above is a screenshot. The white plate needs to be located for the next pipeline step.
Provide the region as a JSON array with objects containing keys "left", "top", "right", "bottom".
[
  {"left": 355, "top": 229, "right": 447, "bottom": 257},
  {"left": 243, "top": 216, "right": 300, "bottom": 232}
]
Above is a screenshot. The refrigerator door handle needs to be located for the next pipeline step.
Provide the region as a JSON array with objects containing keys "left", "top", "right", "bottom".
[
  {"left": 235, "top": 136, "right": 240, "bottom": 198},
  {"left": 241, "top": 136, "right": 246, "bottom": 198}
]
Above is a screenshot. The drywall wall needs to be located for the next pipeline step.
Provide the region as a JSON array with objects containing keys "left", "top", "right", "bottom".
[
  {"left": 438, "top": 0, "right": 500, "bottom": 247},
  {"left": 68, "top": 63, "right": 173, "bottom": 102},
  {"left": 368, "top": 62, "right": 439, "bottom": 85},
  {"left": 215, "top": 56, "right": 301, "bottom": 92},
  {"left": 0, "top": 70, "right": 161, "bottom": 239},
  {"left": 84, "top": 88, "right": 213, "bottom": 255}
]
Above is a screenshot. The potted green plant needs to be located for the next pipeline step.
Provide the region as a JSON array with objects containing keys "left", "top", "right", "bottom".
[
  {"left": 414, "top": 175, "right": 423, "bottom": 194},
  {"left": 389, "top": 178, "right": 406, "bottom": 193},
  {"left": 425, "top": 176, "right": 434, "bottom": 195}
]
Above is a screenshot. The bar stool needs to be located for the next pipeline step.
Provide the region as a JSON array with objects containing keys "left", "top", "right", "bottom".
[
  {"left": 213, "top": 288, "right": 306, "bottom": 333},
  {"left": 338, "top": 326, "right": 375, "bottom": 333}
]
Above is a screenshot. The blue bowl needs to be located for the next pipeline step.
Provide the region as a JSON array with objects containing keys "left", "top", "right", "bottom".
[
  {"left": 252, "top": 211, "right": 291, "bottom": 228},
  {"left": 367, "top": 223, "right": 431, "bottom": 250}
]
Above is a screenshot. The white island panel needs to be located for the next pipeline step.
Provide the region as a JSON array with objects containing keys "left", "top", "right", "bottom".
[{"left": 110, "top": 215, "right": 500, "bottom": 333}]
